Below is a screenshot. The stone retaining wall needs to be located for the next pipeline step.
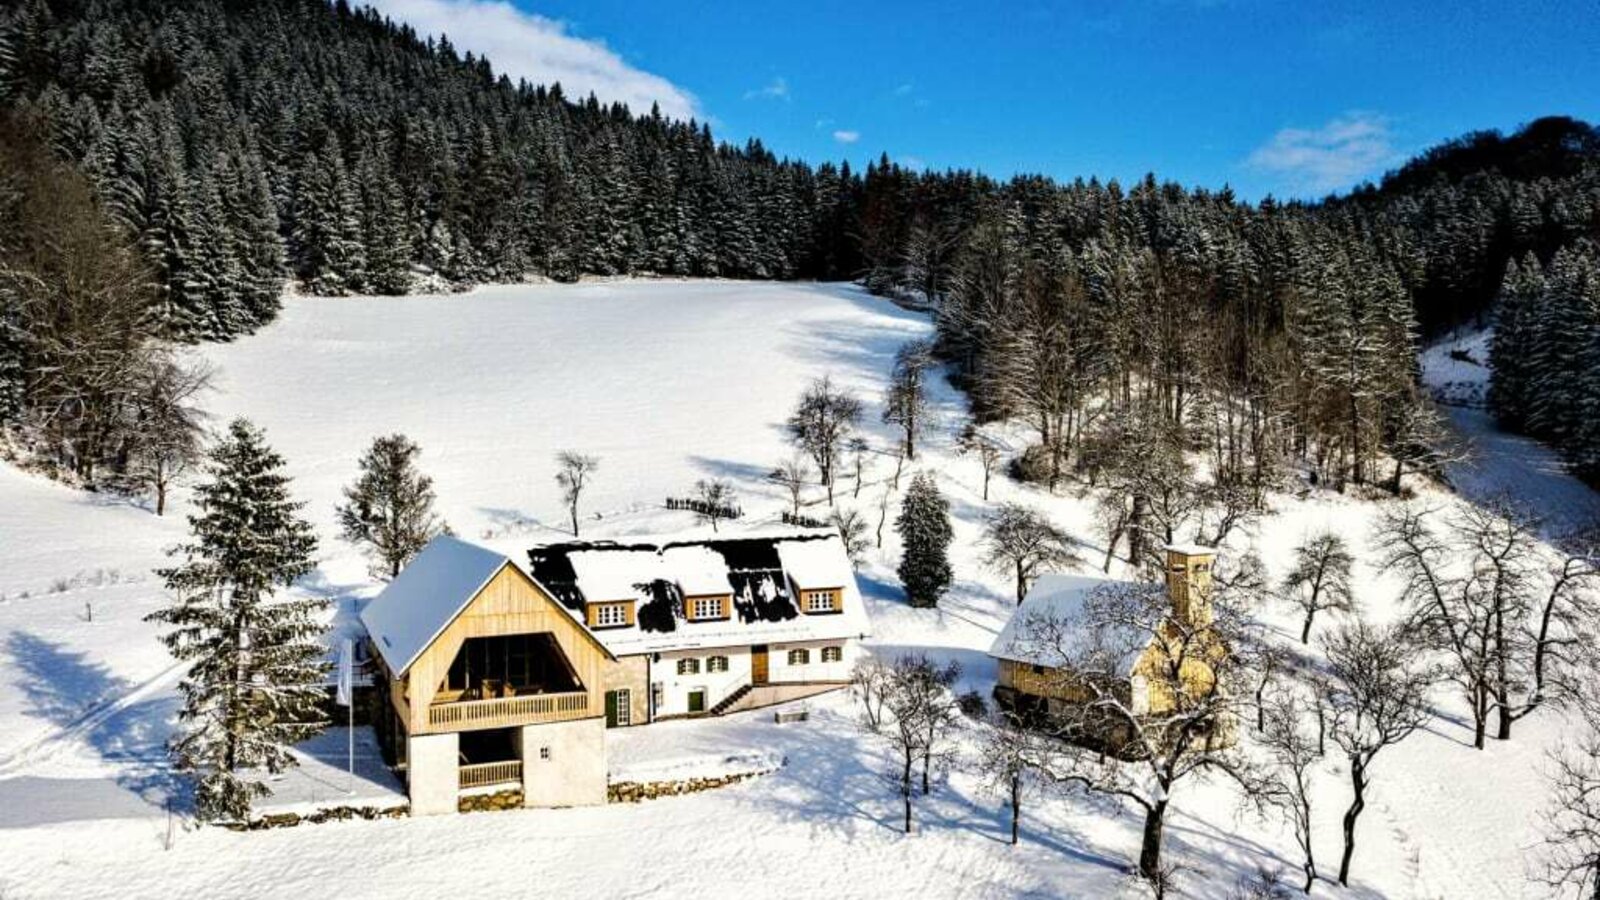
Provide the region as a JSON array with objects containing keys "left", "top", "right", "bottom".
[
  {"left": 606, "top": 766, "right": 778, "bottom": 803},
  {"left": 240, "top": 804, "right": 408, "bottom": 830}
]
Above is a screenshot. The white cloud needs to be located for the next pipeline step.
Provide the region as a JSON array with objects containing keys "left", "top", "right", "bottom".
[
  {"left": 832, "top": 130, "right": 861, "bottom": 144},
  {"left": 744, "top": 76, "right": 790, "bottom": 101},
  {"left": 1245, "top": 111, "right": 1403, "bottom": 195},
  {"left": 365, "top": 0, "right": 700, "bottom": 120},
  {"left": 898, "top": 155, "right": 927, "bottom": 171},
  {"left": 892, "top": 83, "right": 914, "bottom": 97}
]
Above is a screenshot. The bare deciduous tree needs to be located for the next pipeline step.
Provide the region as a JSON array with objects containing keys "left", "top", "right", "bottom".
[
  {"left": 1282, "top": 531, "right": 1356, "bottom": 644},
  {"left": 691, "top": 478, "right": 736, "bottom": 532},
  {"left": 863, "top": 654, "right": 963, "bottom": 833},
  {"left": 957, "top": 422, "right": 1004, "bottom": 501},
  {"left": 786, "top": 376, "right": 862, "bottom": 505},
  {"left": 980, "top": 502, "right": 1084, "bottom": 604},
  {"left": 1260, "top": 693, "right": 1325, "bottom": 893},
  {"left": 1539, "top": 660, "right": 1600, "bottom": 898},
  {"left": 554, "top": 451, "right": 599, "bottom": 536},
  {"left": 882, "top": 339, "right": 934, "bottom": 460},
  {"left": 128, "top": 351, "right": 213, "bottom": 516},
  {"left": 978, "top": 708, "right": 1053, "bottom": 845},
  {"left": 1323, "top": 619, "right": 1431, "bottom": 886},
  {"left": 769, "top": 453, "right": 811, "bottom": 518},
  {"left": 832, "top": 506, "right": 871, "bottom": 569}
]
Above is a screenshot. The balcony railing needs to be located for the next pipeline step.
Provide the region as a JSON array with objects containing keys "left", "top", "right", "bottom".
[
  {"left": 459, "top": 760, "right": 523, "bottom": 789},
  {"left": 427, "top": 690, "right": 589, "bottom": 730}
]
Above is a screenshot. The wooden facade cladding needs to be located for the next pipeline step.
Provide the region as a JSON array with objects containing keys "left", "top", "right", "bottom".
[
  {"left": 404, "top": 564, "right": 612, "bottom": 736},
  {"left": 684, "top": 593, "right": 732, "bottom": 622},
  {"left": 585, "top": 599, "right": 637, "bottom": 629}
]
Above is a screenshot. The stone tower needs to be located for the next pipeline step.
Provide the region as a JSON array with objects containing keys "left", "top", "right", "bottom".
[{"left": 1164, "top": 544, "right": 1217, "bottom": 627}]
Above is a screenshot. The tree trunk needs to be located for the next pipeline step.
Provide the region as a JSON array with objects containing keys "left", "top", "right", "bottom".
[
  {"left": 1015, "top": 560, "right": 1026, "bottom": 605},
  {"left": 902, "top": 753, "right": 914, "bottom": 833},
  {"left": 1009, "top": 774, "right": 1021, "bottom": 845},
  {"left": 156, "top": 481, "right": 167, "bottom": 517},
  {"left": 1300, "top": 609, "right": 1315, "bottom": 644},
  {"left": 1138, "top": 799, "right": 1168, "bottom": 882},
  {"left": 1473, "top": 684, "right": 1488, "bottom": 749},
  {"left": 570, "top": 503, "right": 579, "bottom": 537},
  {"left": 1339, "top": 762, "right": 1365, "bottom": 886},
  {"left": 921, "top": 747, "right": 932, "bottom": 795},
  {"left": 1301, "top": 807, "right": 1317, "bottom": 893},
  {"left": 1129, "top": 494, "right": 1148, "bottom": 565}
]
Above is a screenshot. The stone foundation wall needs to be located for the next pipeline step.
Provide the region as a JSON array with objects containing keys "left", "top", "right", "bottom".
[
  {"left": 607, "top": 766, "right": 779, "bottom": 803},
  {"left": 240, "top": 804, "right": 409, "bottom": 830}
]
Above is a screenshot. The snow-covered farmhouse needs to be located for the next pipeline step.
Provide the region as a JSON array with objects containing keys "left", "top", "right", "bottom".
[
  {"left": 358, "top": 530, "right": 869, "bottom": 815},
  {"left": 360, "top": 536, "right": 618, "bottom": 815},
  {"left": 987, "top": 544, "right": 1233, "bottom": 749},
  {"left": 527, "top": 530, "right": 871, "bottom": 723}
]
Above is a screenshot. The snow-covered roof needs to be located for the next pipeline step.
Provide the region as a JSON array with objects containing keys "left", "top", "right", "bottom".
[
  {"left": 531, "top": 532, "right": 871, "bottom": 655},
  {"left": 988, "top": 573, "right": 1152, "bottom": 677},
  {"left": 360, "top": 535, "right": 605, "bottom": 674},
  {"left": 776, "top": 538, "right": 851, "bottom": 591},
  {"left": 360, "top": 535, "right": 512, "bottom": 675},
  {"left": 568, "top": 548, "right": 665, "bottom": 602},
  {"left": 1164, "top": 542, "right": 1217, "bottom": 557},
  {"left": 662, "top": 544, "right": 735, "bottom": 596}
]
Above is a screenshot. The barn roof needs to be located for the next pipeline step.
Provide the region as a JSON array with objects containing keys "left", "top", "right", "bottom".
[
  {"left": 359, "top": 535, "right": 608, "bottom": 674},
  {"left": 987, "top": 572, "right": 1153, "bottom": 677}
]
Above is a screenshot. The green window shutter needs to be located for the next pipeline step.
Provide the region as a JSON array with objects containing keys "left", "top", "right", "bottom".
[{"left": 605, "top": 690, "right": 619, "bottom": 727}]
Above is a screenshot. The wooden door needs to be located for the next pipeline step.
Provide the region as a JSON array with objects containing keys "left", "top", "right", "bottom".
[
  {"left": 688, "top": 689, "right": 706, "bottom": 714},
  {"left": 752, "top": 645, "right": 769, "bottom": 684}
]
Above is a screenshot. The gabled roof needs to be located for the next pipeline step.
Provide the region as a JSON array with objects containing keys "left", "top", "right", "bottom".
[
  {"left": 988, "top": 572, "right": 1151, "bottom": 676},
  {"left": 776, "top": 538, "right": 851, "bottom": 590},
  {"left": 529, "top": 530, "right": 871, "bottom": 655},
  {"left": 360, "top": 534, "right": 610, "bottom": 675}
]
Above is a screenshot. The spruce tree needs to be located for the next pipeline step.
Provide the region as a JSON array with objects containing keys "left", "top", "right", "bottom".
[
  {"left": 147, "top": 419, "right": 324, "bottom": 822},
  {"left": 895, "top": 471, "right": 953, "bottom": 607},
  {"left": 336, "top": 434, "right": 449, "bottom": 578}
]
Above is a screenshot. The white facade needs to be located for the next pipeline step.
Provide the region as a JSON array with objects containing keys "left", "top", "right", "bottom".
[
  {"left": 520, "top": 718, "right": 606, "bottom": 808},
  {"left": 407, "top": 731, "right": 461, "bottom": 816},
  {"left": 769, "top": 638, "right": 856, "bottom": 683},
  {"left": 652, "top": 646, "right": 753, "bottom": 716},
  {"left": 642, "top": 637, "right": 856, "bottom": 719}
]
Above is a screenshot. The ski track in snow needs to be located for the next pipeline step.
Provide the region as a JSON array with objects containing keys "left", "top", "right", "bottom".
[{"left": 0, "top": 285, "right": 1595, "bottom": 899}]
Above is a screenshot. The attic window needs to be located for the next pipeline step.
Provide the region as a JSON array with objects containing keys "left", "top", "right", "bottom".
[
  {"left": 691, "top": 596, "right": 726, "bottom": 620},
  {"left": 593, "top": 603, "right": 628, "bottom": 627},
  {"left": 802, "top": 590, "right": 838, "bottom": 613}
]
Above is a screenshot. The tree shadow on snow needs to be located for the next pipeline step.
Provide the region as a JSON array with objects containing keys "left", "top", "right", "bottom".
[{"left": 3, "top": 631, "right": 188, "bottom": 816}]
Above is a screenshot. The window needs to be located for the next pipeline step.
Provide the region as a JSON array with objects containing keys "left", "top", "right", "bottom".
[
  {"left": 821, "top": 646, "right": 842, "bottom": 663},
  {"left": 691, "top": 596, "right": 725, "bottom": 620},
  {"left": 803, "top": 590, "right": 837, "bottom": 612},
  {"left": 594, "top": 603, "right": 627, "bottom": 627},
  {"left": 606, "top": 688, "right": 632, "bottom": 727},
  {"left": 539, "top": 746, "right": 551, "bottom": 760},
  {"left": 708, "top": 655, "right": 729, "bottom": 673},
  {"left": 677, "top": 657, "right": 700, "bottom": 675},
  {"left": 787, "top": 648, "right": 810, "bottom": 666}
]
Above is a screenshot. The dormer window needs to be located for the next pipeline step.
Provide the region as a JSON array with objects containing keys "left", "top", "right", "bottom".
[
  {"left": 587, "top": 600, "right": 633, "bottom": 629},
  {"left": 688, "top": 595, "right": 730, "bottom": 621},
  {"left": 801, "top": 589, "right": 840, "bottom": 613}
]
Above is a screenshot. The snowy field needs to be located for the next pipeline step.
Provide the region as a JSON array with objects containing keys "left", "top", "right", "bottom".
[{"left": 0, "top": 281, "right": 1592, "bottom": 899}]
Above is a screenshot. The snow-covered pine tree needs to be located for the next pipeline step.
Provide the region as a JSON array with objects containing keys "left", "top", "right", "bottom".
[
  {"left": 147, "top": 418, "right": 325, "bottom": 822},
  {"left": 1488, "top": 253, "right": 1544, "bottom": 429},
  {"left": 0, "top": 291, "right": 23, "bottom": 425},
  {"left": 336, "top": 433, "right": 449, "bottom": 578},
  {"left": 895, "top": 471, "right": 953, "bottom": 607}
]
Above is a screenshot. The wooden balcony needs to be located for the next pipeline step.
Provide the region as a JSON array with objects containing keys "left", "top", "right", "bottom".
[
  {"left": 427, "top": 690, "right": 589, "bottom": 731},
  {"left": 459, "top": 760, "right": 522, "bottom": 789}
]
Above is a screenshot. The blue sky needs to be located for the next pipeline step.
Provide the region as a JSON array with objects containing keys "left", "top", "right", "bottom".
[{"left": 368, "top": 0, "right": 1600, "bottom": 200}]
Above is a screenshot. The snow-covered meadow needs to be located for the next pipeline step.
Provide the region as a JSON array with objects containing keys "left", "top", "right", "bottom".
[{"left": 0, "top": 281, "right": 1591, "bottom": 898}]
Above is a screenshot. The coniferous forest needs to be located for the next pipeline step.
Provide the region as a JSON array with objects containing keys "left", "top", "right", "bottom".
[{"left": 1, "top": 0, "right": 1599, "bottom": 490}]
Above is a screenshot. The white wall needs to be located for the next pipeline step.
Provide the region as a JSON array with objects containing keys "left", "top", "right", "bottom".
[
  {"left": 653, "top": 646, "right": 751, "bottom": 717},
  {"left": 769, "top": 638, "right": 854, "bottom": 683},
  {"left": 407, "top": 731, "right": 460, "bottom": 816},
  {"left": 521, "top": 717, "right": 606, "bottom": 808}
]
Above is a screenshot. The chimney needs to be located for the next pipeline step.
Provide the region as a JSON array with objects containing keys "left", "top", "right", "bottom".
[{"left": 1164, "top": 544, "right": 1217, "bottom": 627}]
